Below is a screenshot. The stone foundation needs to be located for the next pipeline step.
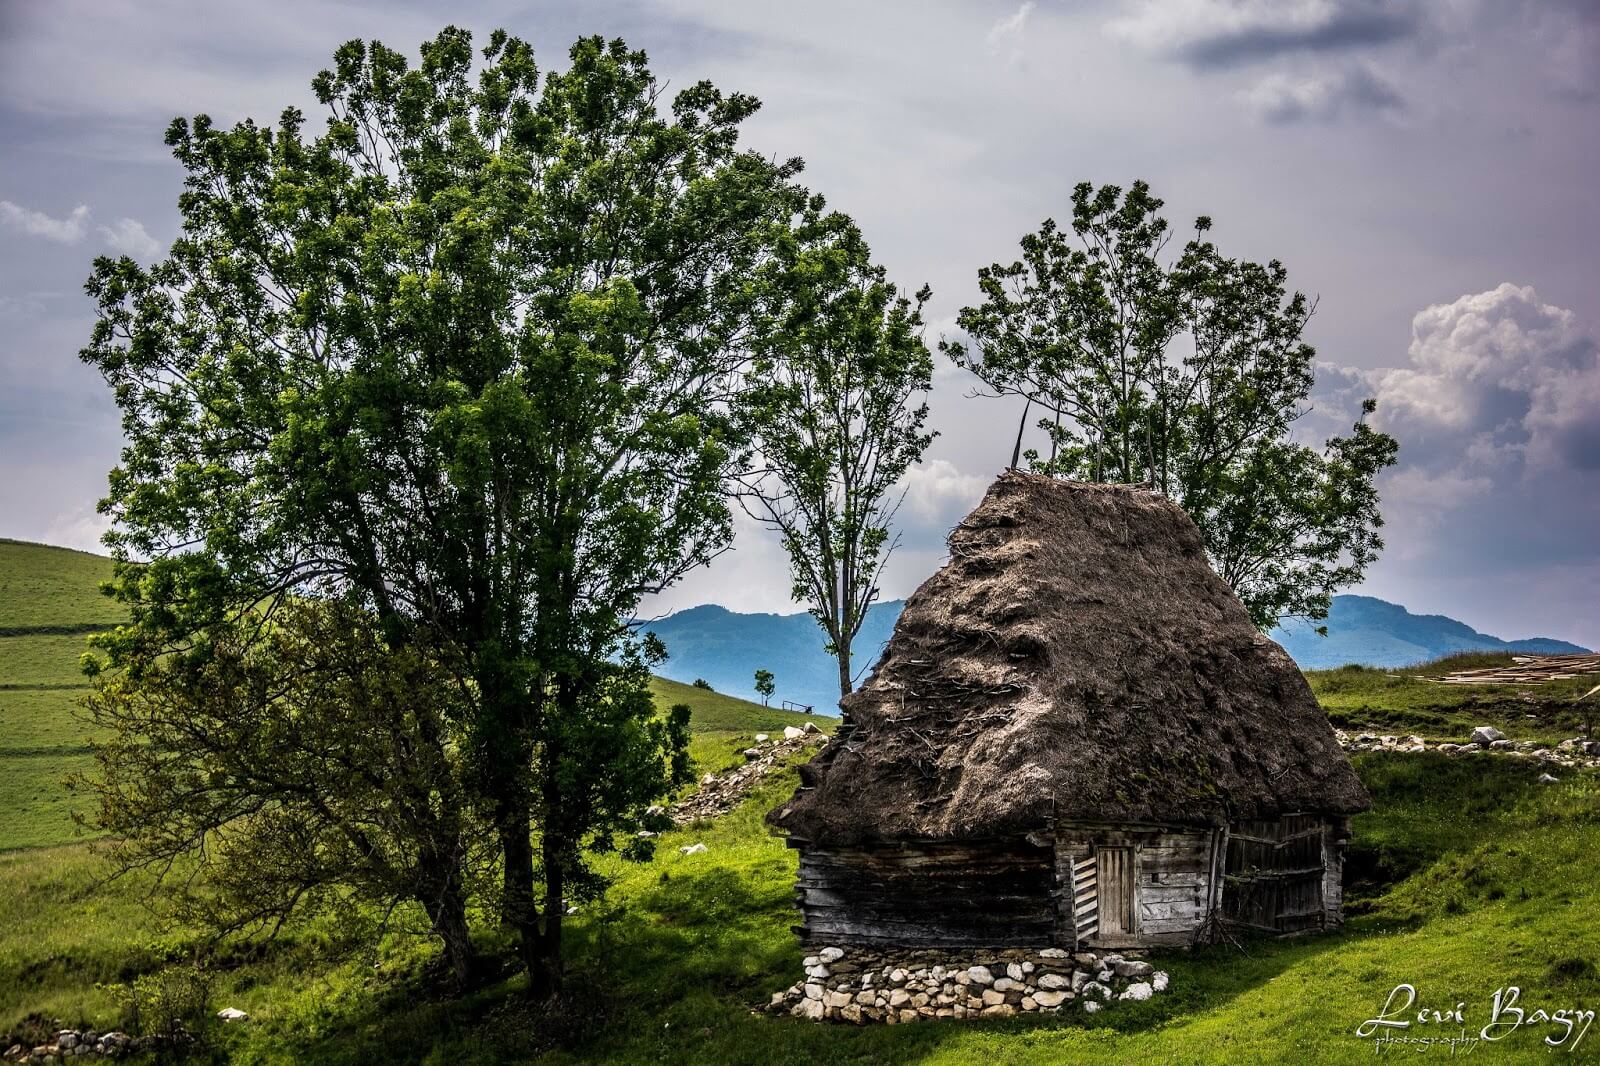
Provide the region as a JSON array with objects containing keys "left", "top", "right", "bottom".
[{"left": 765, "top": 945, "right": 1169, "bottom": 1024}]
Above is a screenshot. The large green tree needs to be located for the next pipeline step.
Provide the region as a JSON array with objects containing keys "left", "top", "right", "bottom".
[
  {"left": 740, "top": 208, "right": 935, "bottom": 703},
  {"left": 82, "top": 28, "right": 795, "bottom": 994},
  {"left": 942, "top": 181, "right": 1398, "bottom": 628}
]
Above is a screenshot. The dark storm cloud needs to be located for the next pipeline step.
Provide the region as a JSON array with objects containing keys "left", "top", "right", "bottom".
[{"left": 1109, "top": 1, "right": 1419, "bottom": 70}]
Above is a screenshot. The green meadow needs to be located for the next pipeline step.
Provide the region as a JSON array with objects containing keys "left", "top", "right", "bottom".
[{"left": 2, "top": 539, "right": 1598, "bottom": 1062}]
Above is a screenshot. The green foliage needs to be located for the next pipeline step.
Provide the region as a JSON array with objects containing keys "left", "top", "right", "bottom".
[
  {"left": 753, "top": 668, "right": 775, "bottom": 706},
  {"left": 77, "top": 26, "right": 804, "bottom": 990},
  {"left": 102, "top": 963, "right": 214, "bottom": 1042},
  {"left": 693, "top": 678, "right": 715, "bottom": 691},
  {"left": 75, "top": 599, "right": 492, "bottom": 980},
  {"left": 942, "top": 181, "right": 1398, "bottom": 628},
  {"left": 739, "top": 210, "right": 934, "bottom": 699}
]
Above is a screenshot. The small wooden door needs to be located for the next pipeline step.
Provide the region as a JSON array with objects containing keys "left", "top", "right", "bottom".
[{"left": 1096, "top": 847, "right": 1135, "bottom": 938}]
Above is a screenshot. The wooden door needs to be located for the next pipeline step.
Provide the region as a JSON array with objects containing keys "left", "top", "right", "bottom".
[
  {"left": 1222, "top": 814, "right": 1327, "bottom": 934},
  {"left": 1095, "top": 847, "right": 1135, "bottom": 937}
]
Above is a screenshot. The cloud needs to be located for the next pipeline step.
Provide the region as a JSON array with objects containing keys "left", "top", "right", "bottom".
[
  {"left": 901, "top": 458, "right": 988, "bottom": 529},
  {"left": 1373, "top": 283, "right": 1598, "bottom": 475},
  {"left": 1244, "top": 63, "right": 1404, "bottom": 123},
  {"left": 97, "top": 217, "right": 161, "bottom": 259},
  {"left": 0, "top": 199, "right": 89, "bottom": 242},
  {"left": 1108, "top": 0, "right": 1417, "bottom": 69},
  {"left": 986, "top": 2, "right": 1036, "bottom": 63},
  {"left": 42, "top": 504, "right": 112, "bottom": 555},
  {"left": 1312, "top": 285, "right": 1600, "bottom": 595}
]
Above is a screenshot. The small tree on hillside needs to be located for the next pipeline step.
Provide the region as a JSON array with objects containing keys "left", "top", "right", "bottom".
[
  {"left": 741, "top": 208, "right": 935, "bottom": 704},
  {"left": 942, "top": 181, "right": 1398, "bottom": 629},
  {"left": 754, "top": 668, "right": 775, "bottom": 706},
  {"left": 75, "top": 601, "right": 487, "bottom": 983}
]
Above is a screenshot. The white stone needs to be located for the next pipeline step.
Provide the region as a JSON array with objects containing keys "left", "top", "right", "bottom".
[
  {"left": 1020, "top": 961, "right": 1035, "bottom": 974},
  {"left": 1114, "top": 960, "right": 1153, "bottom": 979},
  {"left": 992, "top": 977, "right": 1016, "bottom": 992},
  {"left": 981, "top": 989, "right": 1006, "bottom": 1007},
  {"left": 700, "top": 772, "right": 716, "bottom": 785},
  {"left": 1021, "top": 996, "right": 1037, "bottom": 1011},
  {"left": 784, "top": 726, "right": 804, "bottom": 740},
  {"left": 1471, "top": 725, "right": 1506, "bottom": 745},
  {"left": 1006, "top": 962, "right": 1025, "bottom": 981},
  {"left": 824, "top": 990, "right": 852, "bottom": 1009},
  {"left": 216, "top": 1008, "right": 249, "bottom": 1022},
  {"left": 1083, "top": 981, "right": 1112, "bottom": 1001},
  {"left": 1084, "top": 1000, "right": 1101, "bottom": 1014},
  {"left": 804, "top": 722, "right": 822, "bottom": 734},
  {"left": 754, "top": 734, "right": 770, "bottom": 743},
  {"left": 798, "top": 998, "right": 824, "bottom": 1020},
  {"left": 1119, "top": 982, "right": 1154, "bottom": 1002},
  {"left": 967, "top": 965, "right": 994, "bottom": 985},
  {"left": 679, "top": 842, "right": 708, "bottom": 855},
  {"left": 1038, "top": 947, "right": 1070, "bottom": 959},
  {"left": 1539, "top": 772, "right": 1559, "bottom": 783},
  {"left": 889, "top": 989, "right": 912, "bottom": 1008},
  {"left": 1152, "top": 971, "right": 1169, "bottom": 992},
  {"left": 819, "top": 946, "right": 845, "bottom": 963},
  {"left": 1037, "top": 973, "right": 1072, "bottom": 990},
  {"left": 805, "top": 964, "right": 829, "bottom": 979},
  {"left": 889, "top": 968, "right": 907, "bottom": 986},
  {"left": 1033, "top": 990, "right": 1068, "bottom": 1008},
  {"left": 804, "top": 982, "right": 824, "bottom": 1001}
]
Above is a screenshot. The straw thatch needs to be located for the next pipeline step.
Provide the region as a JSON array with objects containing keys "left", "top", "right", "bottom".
[{"left": 770, "top": 471, "right": 1369, "bottom": 847}]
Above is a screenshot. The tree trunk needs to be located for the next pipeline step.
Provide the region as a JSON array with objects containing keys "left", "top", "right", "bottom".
[
  {"left": 422, "top": 879, "right": 478, "bottom": 986},
  {"left": 530, "top": 847, "right": 565, "bottom": 1000},
  {"left": 836, "top": 636, "right": 852, "bottom": 703},
  {"left": 498, "top": 801, "right": 541, "bottom": 975}
]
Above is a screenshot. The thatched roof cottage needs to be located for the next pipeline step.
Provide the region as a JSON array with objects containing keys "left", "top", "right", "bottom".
[{"left": 769, "top": 472, "right": 1369, "bottom": 949}]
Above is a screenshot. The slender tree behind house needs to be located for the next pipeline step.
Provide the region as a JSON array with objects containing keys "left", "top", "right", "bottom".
[{"left": 741, "top": 207, "right": 936, "bottom": 705}]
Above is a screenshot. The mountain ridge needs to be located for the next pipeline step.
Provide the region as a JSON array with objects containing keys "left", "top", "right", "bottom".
[{"left": 640, "top": 594, "right": 1589, "bottom": 712}]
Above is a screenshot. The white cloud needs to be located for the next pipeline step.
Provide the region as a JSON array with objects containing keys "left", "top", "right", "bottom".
[
  {"left": 986, "top": 2, "right": 1036, "bottom": 62},
  {"left": 1372, "top": 283, "right": 1599, "bottom": 475},
  {"left": 901, "top": 458, "right": 988, "bottom": 528},
  {"left": 0, "top": 199, "right": 90, "bottom": 242},
  {"left": 98, "top": 217, "right": 161, "bottom": 259},
  {"left": 42, "top": 505, "right": 112, "bottom": 555},
  {"left": 1243, "top": 64, "right": 1404, "bottom": 123}
]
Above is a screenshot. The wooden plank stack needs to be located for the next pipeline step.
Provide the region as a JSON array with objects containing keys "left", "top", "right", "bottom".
[{"left": 1426, "top": 653, "right": 1600, "bottom": 686}]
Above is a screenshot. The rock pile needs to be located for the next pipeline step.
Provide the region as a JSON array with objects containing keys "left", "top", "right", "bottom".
[
  {"left": 670, "top": 723, "right": 828, "bottom": 825},
  {"left": 1335, "top": 727, "right": 1600, "bottom": 770},
  {"left": 2, "top": 1030, "right": 141, "bottom": 1061},
  {"left": 765, "top": 946, "right": 1169, "bottom": 1024}
]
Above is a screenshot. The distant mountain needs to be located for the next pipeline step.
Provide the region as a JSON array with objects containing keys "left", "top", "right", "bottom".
[
  {"left": 637, "top": 601, "right": 902, "bottom": 715},
  {"left": 1268, "top": 594, "right": 1588, "bottom": 670},
  {"left": 640, "top": 594, "right": 1589, "bottom": 712}
]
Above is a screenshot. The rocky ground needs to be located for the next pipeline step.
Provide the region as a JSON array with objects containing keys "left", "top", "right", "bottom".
[
  {"left": 669, "top": 723, "right": 828, "bottom": 826},
  {"left": 3, "top": 1029, "right": 143, "bottom": 1062},
  {"left": 765, "top": 945, "right": 1168, "bottom": 1024},
  {"left": 1335, "top": 725, "right": 1600, "bottom": 770}
]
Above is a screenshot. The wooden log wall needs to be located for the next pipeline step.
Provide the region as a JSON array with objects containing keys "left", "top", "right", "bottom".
[{"left": 792, "top": 838, "right": 1058, "bottom": 947}]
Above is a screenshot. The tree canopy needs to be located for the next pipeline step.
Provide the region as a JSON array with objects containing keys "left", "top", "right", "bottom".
[
  {"left": 82, "top": 26, "right": 797, "bottom": 992},
  {"left": 942, "top": 181, "right": 1398, "bottom": 628}
]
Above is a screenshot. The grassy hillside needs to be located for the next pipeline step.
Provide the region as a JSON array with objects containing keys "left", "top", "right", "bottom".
[
  {"left": 0, "top": 541, "right": 120, "bottom": 852},
  {"left": 5, "top": 543, "right": 1600, "bottom": 1061},
  {"left": 1306, "top": 652, "right": 1600, "bottom": 743}
]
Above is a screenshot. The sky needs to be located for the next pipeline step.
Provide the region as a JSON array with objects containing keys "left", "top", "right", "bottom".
[{"left": 1, "top": 0, "right": 1597, "bottom": 647}]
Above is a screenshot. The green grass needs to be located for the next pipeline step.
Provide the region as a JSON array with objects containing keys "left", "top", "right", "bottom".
[
  {"left": 5, "top": 750, "right": 1598, "bottom": 1063},
  {"left": 1306, "top": 654, "right": 1600, "bottom": 743},
  {"left": 5, "top": 543, "right": 1599, "bottom": 1061},
  {"left": 0, "top": 539, "right": 122, "bottom": 632}
]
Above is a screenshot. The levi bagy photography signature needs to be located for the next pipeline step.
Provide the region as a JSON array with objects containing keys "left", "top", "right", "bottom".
[{"left": 1358, "top": 984, "right": 1596, "bottom": 1053}]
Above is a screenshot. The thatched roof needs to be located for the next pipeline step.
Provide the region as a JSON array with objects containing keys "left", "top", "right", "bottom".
[{"left": 769, "top": 471, "right": 1369, "bottom": 847}]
